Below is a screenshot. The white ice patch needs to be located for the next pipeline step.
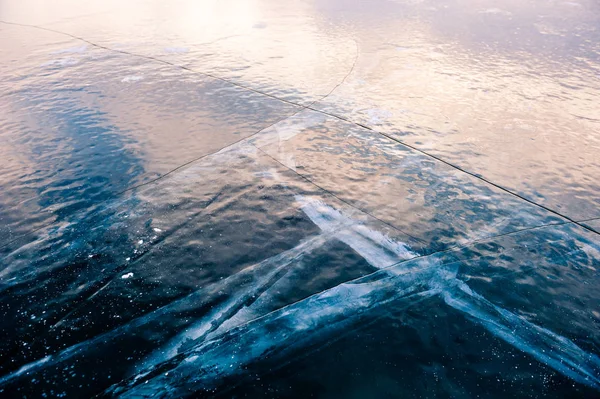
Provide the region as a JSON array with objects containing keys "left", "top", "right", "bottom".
[
  {"left": 365, "top": 108, "right": 392, "bottom": 125},
  {"left": 296, "top": 196, "right": 349, "bottom": 234},
  {"left": 121, "top": 75, "right": 144, "bottom": 83},
  {"left": 164, "top": 47, "right": 189, "bottom": 53},
  {"left": 296, "top": 195, "right": 416, "bottom": 267}
]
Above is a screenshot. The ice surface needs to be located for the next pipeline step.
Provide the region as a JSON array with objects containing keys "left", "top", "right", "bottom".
[{"left": 1, "top": 0, "right": 600, "bottom": 397}]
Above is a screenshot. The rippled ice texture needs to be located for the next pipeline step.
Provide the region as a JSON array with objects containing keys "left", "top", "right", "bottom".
[{"left": 1, "top": 0, "right": 600, "bottom": 398}]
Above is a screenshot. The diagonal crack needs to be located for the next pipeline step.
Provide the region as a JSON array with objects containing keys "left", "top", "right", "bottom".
[
  {"left": 2, "top": 19, "right": 600, "bottom": 396},
  {"left": 252, "top": 144, "right": 427, "bottom": 245},
  {"left": 254, "top": 141, "right": 600, "bottom": 253},
  {"left": 2, "top": 20, "right": 597, "bottom": 240},
  {"left": 0, "top": 19, "right": 358, "bottom": 251},
  {"left": 166, "top": 213, "right": 594, "bottom": 356},
  {"left": 114, "top": 39, "right": 359, "bottom": 196}
]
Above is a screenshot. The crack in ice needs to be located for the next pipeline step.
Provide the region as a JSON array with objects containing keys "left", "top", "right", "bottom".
[{"left": 104, "top": 197, "right": 600, "bottom": 397}]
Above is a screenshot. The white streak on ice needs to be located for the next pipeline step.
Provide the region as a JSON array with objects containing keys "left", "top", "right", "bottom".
[
  {"left": 207, "top": 197, "right": 418, "bottom": 339},
  {"left": 137, "top": 234, "right": 331, "bottom": 375},
  {"left": 134, "top": 195, "right": 416, "bottom": 379},
  {"left": 8, "top": 356, "right": 51, "bottom": 379},
  {"left": 299, "top": 198, "right": 600, "bottom": 389},
  {"left": 121, "top": 75, "right": 144, "bottom": 83},
  {"left": 4, "top": 197, "right": 599, "bottom": 393},
  {"left": 296, "top": 195, "right": 416, "bottom": 267},
  {"left": 112, "top": 265, "right": 442, "bottom": 398},
  {"left": 119, "top": 197, "right": 600, "bottom": 393},
  {"left": 0, "top": 235, "right": 330, "bottom": 386},
  {"left": 442, "top": 281, "right": 600, "bottom": 389}
]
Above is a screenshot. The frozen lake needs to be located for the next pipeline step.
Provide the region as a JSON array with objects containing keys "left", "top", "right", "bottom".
[{"left": 1, "top": 0, "right": 600, "bottom": 397}]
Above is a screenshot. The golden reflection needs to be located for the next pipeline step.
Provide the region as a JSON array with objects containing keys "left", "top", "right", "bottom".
[{"left": 1, "top": 0, "right": 599, "bottom": 219}]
